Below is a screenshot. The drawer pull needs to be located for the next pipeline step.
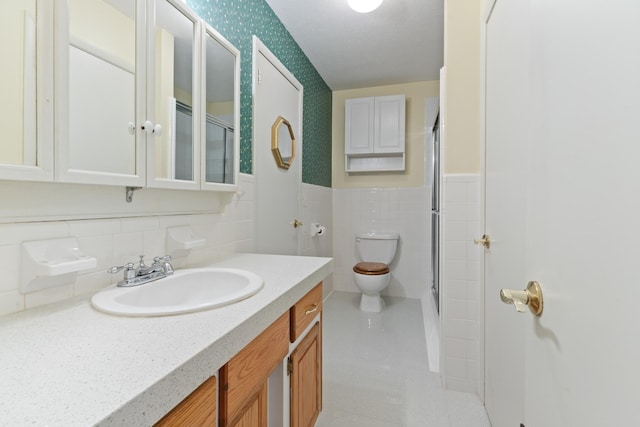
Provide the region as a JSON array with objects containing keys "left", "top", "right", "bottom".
[{"left": 305, "top": 304, "right": 319, "bottom": 315}]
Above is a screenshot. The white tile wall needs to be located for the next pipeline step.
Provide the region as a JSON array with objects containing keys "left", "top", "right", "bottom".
[
  {"left": 0, "top": 174, "right": 255, "bottom": 317},
  {"left": 300, "top": 183, "right": 334, "bottom": 297},
  {"left": 440, "top": 174, "right": 483, "bottom": 395},
  {"left": 1, "top": 170, "right": 487, "bottom": 402},
  {"left": 332, "top": 186, "right": 431, "bottom": 299}
]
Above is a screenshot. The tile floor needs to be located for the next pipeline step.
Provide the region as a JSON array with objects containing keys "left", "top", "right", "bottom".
[{"left": 315, "top": 291, "right": 491, "bottom": 427}]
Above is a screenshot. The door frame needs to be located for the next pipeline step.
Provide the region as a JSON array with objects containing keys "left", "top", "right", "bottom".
[{"left": 479, "top": 0, "right": 498, "bottom": 405}]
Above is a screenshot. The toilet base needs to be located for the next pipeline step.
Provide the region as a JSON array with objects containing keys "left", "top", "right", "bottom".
[{"left": 360, "top": 293, "right": 385, "bottom": 312}]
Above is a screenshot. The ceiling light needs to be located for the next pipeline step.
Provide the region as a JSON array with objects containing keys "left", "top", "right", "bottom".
[{"left": 348, "top": 0, "right": 383, "bottom": 13}]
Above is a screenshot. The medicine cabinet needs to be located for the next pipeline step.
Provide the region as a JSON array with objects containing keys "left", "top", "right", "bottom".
[{"left": 0, "top": 0, "right": 240, "bottom": 192}]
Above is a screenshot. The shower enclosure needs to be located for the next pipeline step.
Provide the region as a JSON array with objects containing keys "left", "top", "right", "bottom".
[
  {"left": 174, "top": 100, "right": 235, "bottom": 183},
  {"left": 430, "top": 114, "right": 441, "bottom": 313}
]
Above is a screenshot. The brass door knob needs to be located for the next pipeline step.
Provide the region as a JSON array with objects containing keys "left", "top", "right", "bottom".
[
  {"left": 291, "top": 219, "right": 303, "bottom": 229},
  {"left": 474, "top": 234, "right": 491, "bottom": 249},
  {"left": 500, "top": 281, "right": 544, "bottom": 316}
]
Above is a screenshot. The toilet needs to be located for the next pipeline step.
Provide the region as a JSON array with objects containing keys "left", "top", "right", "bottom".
[{"left": 352, "top": 232, "right": 399, "bottom": 312}]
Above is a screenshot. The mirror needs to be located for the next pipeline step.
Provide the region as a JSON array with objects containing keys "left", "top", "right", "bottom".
[
  {"left": 67, "top": 0, "right": 137, "bottom": 176},
  {"left": 271, "top": 116, "right": 296, "bottom": 170},
  {"left": 153, "top": 0, "right": 197, "bottom": 184},
  {"left": 203, "top": 28, "right": 238, "bottom": 186}
]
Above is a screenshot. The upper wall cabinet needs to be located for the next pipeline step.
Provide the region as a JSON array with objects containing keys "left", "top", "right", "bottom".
[
  {"left": 0, "top": 1, "right": 54, "bottom": 182},
  {"left": 344, "top": 95, "right": 406, "bottom": 173},
  {"left": 15, "top": 0, "right": 241, "bottom": 191}
]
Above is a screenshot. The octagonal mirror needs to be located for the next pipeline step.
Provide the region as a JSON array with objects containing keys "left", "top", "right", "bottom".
[{"left": 271, "top": 115, "right": 295, "bottom": 170}]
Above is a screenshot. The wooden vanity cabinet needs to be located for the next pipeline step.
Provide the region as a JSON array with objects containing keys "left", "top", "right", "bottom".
[
  {"left": 158, "top": 282, "right": 324, "bottom": 427},
  {"left": 219, "top": 311, "right": 290, "bottom": 427},
  {"left": 154, "top": 376, "right": 216, "bottom": 426}
]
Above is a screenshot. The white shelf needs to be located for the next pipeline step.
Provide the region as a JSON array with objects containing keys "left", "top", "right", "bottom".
[{"left": 345, "top": 153, "right": 405, "bottom": 173}]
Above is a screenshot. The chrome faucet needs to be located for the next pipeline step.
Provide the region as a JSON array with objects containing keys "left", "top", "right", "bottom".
[{"left": 108, "top": 255, "right": 174, "bottom": 287}]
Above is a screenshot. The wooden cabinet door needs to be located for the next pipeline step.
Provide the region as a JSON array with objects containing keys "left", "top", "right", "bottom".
[
  {"left": 231, "top": 382, "right": 267, "bottom": 427},
  {"left": 220, "top": 311, "right": 289, "bottom": 427},
  {"left": 154, "top": 376, "right": 216, "bottom": 426},
  {"left": 290, "top": 322, "right": 321, "bottom": 427}
]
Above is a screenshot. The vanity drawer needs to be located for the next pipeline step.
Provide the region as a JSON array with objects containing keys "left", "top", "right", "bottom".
[
  {"left": 219, "top": 311, "right": 289, "bottom": 426},
  {"left": 290, "top": 282, "right": 323, "bottom": 342}
]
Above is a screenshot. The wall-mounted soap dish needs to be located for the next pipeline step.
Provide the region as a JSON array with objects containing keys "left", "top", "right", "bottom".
[
  {"left": 166, "top": 226, "right": 206, "bottom": 257},
  {"left": 20, "top": 237, "right": 97, "bottom": 294}
]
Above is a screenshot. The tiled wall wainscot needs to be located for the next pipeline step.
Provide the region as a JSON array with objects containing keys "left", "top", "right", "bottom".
[
  {"left": 300, "top": 183, "right": 334, "bottom": 297},
  {"left": 440, "top": 174, "right": 483, "bottom": 395},
  {"left": 332, "top": 186, "right": 431, "bottom": 299},
  {"left": 0, "top": 175, "right": 255, "bottom": 317}
]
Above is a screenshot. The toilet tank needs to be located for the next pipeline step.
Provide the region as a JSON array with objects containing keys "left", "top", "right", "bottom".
[{"left": 355, "top": 232, "right": 399, "bottom": 264}]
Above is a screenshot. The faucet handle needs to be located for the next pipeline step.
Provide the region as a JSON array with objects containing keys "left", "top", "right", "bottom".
[
  {"left": 107, "top": 262, "right": 134, "bottom": 274},
  {"left": 107, "top": 262, "right": 136, "bottom": 281},
  {"left": 138, "top": 255, "right": 147, "bottom": 268},
  {"left": 153, "top": 255, "right": 172, "bottom": 263}
]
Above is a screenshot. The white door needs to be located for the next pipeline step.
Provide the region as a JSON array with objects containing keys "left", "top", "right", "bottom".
[
  {"left": 484, "top": 0, "right": 640, "bottom": 426},
  {"left": 483, "top": 0, "right": 528, "bottom": 424},
  {"left": 253, "top": 38, "right": 303, "bottom": 255}
]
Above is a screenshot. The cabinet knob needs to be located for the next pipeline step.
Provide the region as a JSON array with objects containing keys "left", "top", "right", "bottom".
[{"left": 141, "top": 121, "right": 162, "bottom": 136}]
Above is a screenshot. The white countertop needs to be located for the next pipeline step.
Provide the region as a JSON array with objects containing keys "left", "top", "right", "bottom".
[{"left": 0, "top": 253, "right": 332, "bottom": 426}]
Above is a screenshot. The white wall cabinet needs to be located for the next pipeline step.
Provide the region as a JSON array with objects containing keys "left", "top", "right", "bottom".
[{"left": 344, "top": 94, "right": 406, "bottom": 173}]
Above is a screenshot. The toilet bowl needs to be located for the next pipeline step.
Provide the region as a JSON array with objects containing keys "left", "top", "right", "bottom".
[{"left": 352, "top": 232, "right": 399, "bottom": 312}]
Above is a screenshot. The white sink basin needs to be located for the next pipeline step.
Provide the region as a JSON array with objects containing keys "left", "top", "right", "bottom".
[{"left": 91, "top": 268, "right": 264, "bottom": 316}]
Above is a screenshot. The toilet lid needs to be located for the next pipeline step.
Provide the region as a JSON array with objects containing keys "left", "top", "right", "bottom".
[{"left": 353, "top": 262, "right": 389, "bottom": 275}]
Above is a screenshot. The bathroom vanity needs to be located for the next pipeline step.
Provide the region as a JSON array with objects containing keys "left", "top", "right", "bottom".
[{"left": 0, "top": 253, "right": 332, "bottom": 426}]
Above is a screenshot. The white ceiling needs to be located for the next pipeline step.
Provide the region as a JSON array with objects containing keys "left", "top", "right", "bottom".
[{"left": 264, "top": 0, "right": 444, "bottom": 91}]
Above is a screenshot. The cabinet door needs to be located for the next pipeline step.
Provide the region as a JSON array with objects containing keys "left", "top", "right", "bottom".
[
  {"left": 55, "top": 0, "right": 145, "bottom": 186},
  {"left": 0, "top": 0, "right": 53, "bottom": 182},
  {"left": 231, "top": 382, "right": 268, "bottom": 427},
  {"left": 344, "top": 97, "right": 374, "bottom": 154},
  {"left": 219, "top": 311, "right": 289, "bottom": 427},
  {"left": 146, "top": 0, "right": 201, "bottom": 190},
  {"left": 154, "top": 376, "right": 216, "bottom": 426},
  {"left": 290, "top": 322, "right": 321, "bottom": 427},
  {"left": 201, "top": 25, "right": 240, "bottom": 191},
  {"left": 374, "top": 94, "right": 405, "bottom": 153}
]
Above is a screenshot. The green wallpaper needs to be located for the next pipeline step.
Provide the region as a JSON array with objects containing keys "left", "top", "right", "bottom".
[{"left": 188, "top": 0, "right": 333, "bottom": 187}]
